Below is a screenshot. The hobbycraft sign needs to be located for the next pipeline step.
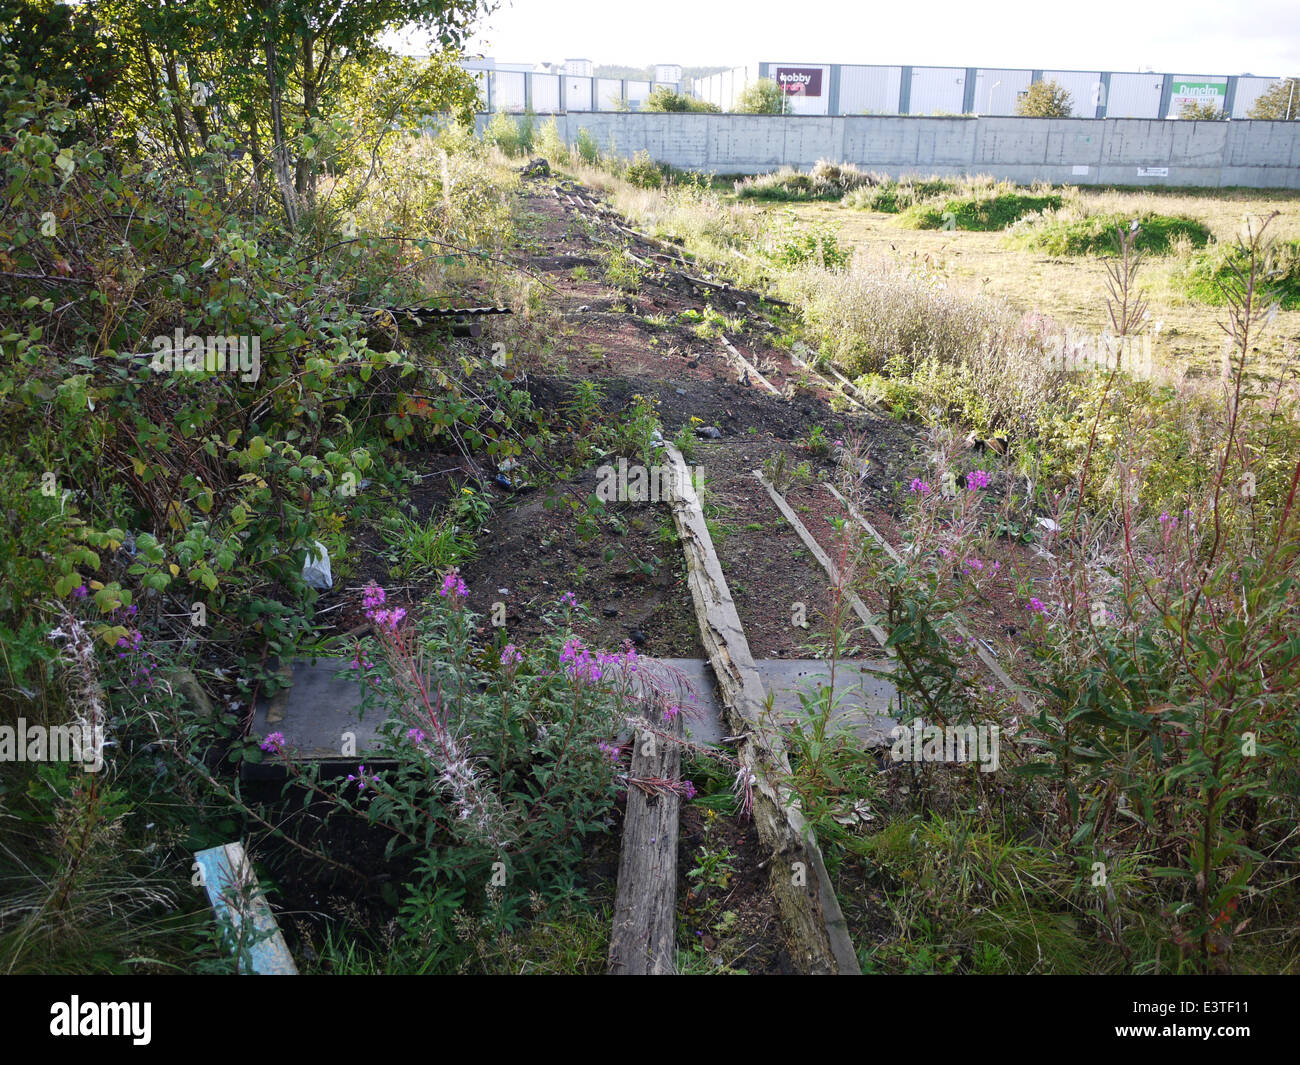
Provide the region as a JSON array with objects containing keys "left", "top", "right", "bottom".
[{"left": 775, "top": 67, "right": 823, "bottom": 96}]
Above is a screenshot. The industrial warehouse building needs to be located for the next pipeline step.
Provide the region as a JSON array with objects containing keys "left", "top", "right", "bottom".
[
  {"left": 459, "top": 57, "right": 1289, "bottom": 120},
  {"left": 462, "top": 57, "right": 685, "bottom": 113},
  {"left": 693, "top": 63, "right": 1286, "bottom": 119}
]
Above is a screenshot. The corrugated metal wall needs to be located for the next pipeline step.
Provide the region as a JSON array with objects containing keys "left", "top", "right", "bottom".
[
  {"left": 1233, "top": 77, "right": 1278, "bottom": 118},
  {"left": 1105, "top": 72, "right": 1165, "bottom": 118},
  {"left": 491, "top": 70, "right": 527, "bottom": 111},
  {"left": 1042, "top": 70, "right": 1104, "bottom": 116},
  {"left": 908, "top": 67, "right": 966, "bottom": 114},
  {"left": 626, "top": 80, "right": 652, "bottom": 108},
  {"left": 970, "top": 68, "right": 1034, "bottom": 114},
  {"left": 596, "top": 79, "right": 623, "bottom": 111},
  {"left": 839, "top": 65, "right": 903, "bottom": 114},
  {"left": 531, "top": 73, "right": 560, "bottom": 112},
  {"left": 565, "top": 76, "right": 593, "bottom": 111}
]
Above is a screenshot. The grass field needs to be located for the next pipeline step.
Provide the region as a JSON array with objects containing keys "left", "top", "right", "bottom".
[{"left": 775, "top": 185, "right": 1300, "bottom": 379}]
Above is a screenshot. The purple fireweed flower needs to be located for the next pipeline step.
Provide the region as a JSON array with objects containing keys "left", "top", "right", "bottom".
[
  {"left": 597, "top": 741, "right": 619, "bottom": 762},
  {"left": 1027, "top": 597, "right": 1048, "bottom": 614},
  {"left": 559, "top": 591, "right": 577, "bottom": 608},
  {"left": 362, "top": 581, "right": 386, "bottom": 609},
  {"left": 500, "top": 644, "right": 523, "bottom": 667},
  {"left": 439, "top": 570, "right": 469, "bottom": 599},
  {"left": 909, "top": 478, "right": 932, "bottom": 496},
  {"left": 966, "top": 469, "right": 991, "bottom": 491},
  {"left": 682, "top": 779, "right": 697, "bottom": 800},
  {"left": 261, "top": 731, "right": 286, "bottom": 754},
  {"left": 664, "top": 704, "right": 681, "bottom": 723},
  {"left": 368, "top": 607, "right": 406, "bottom": 633},
  {"left": 70, "top": 584, "right": 89, "bottom": 599},
  {"left": 407, "top": 728, "right": 425, "bottom": 744},
  {"left": 347, "top": 765, "right": 378, "bottom": 791}
]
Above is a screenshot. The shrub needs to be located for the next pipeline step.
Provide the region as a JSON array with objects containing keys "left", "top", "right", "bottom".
[
  {"left": 900, "top": 191, "right": 1063, "bottom": 231},
  {"left": 769, "top": 225, "right": 850, "bottom": 269},
  {"left": 484, "top": 109, "right": 533, "bottom": 156},
  {"left": 1177, "top": 238, "right": 1300, "bottom": 309},
  {"left": 735, "top": 160, "right": 879, "bottom": 201},
  {"left": 735, "top": 78, "right": 788, "bottom": 114},
  {"left": 624, "top": 149, "right": 664, "bottom": 189},
  {"left": 534, "top": 117, "right": 570, "bottom": 164},
  {"left": 1010, "top": 209, "right": 1211, "bottom": 255},
  {"left": 844, "top": 177, "right": 956, "bottom": 213},
  {"left": 1015, "top": 79, "right": 1073, "bottom": 117},
  {"left": 641, "top": 86, "right": 719, "bottom": 113},
  {"left": 574, "top": 127, "right": 601, "bottom": 165}
]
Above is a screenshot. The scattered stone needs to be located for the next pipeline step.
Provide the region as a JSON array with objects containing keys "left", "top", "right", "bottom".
[
  {"left": 520, "top": 157, "right": 550, "bottom": 178},
  {"left": 628, "top": 628, "right": 647, "bottom": 646},
  {"left": 602, "top": 607, "right": 619, "bottom": 617},
  {"left": 578, "top": 304, "right": 590, "bottom": 312},
  {"left": 674, "top": 388, "right": 687, "bottom": 396},
  {"left": 694, "top": 426, "right": 722, "bottom": 440},
  {"left": 159, "top": 667, "right": 214, "bottom": 719}
]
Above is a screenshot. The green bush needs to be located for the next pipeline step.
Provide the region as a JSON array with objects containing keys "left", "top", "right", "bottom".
[
  {"left": 844, "top": 177, "right": 956, "bottom": 212},
  {"left": 574, "top": 127, "right": 601, "bottom": 165},
  {"left": 484, "top": 109, "right": 534, "bottom": 156},
  {"left": 1177, "top": 238, "right": 1300, "bottom": 308},
  {"left": 1009, "top": 210, "right": 1211, "bottom": 255},
  {"left": 624, "top": 149, "right": 664, "bottom": 188},
  {"left": 736, "top": 160, "right": 880, "bottom": 201},
  {"left": 735, "top": 78, "right": 788, "bottom": 114},
  {"left": 900, "top": 191, "right": 1063, "bottom": 231},
  {"left": 641, "top": 86, "right": 719, "bottom": 113}
]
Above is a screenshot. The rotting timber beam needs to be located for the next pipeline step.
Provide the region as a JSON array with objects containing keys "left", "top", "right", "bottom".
[
  {"left": 663, "top": 444, "right": 860, "bottom": 974},
  {"left": 608, "top": 698, "right": 684, "bottom": 975}
]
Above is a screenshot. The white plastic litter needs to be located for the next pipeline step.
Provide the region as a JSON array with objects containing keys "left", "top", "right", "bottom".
[{"left": 302, "top": 540, "right": 333, "bottom": 590}]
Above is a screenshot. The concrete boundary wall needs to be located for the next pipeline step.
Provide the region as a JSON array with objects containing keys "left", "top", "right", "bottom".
[{"left": 477, "top": 112, "right": 1300, "bottom": 188}]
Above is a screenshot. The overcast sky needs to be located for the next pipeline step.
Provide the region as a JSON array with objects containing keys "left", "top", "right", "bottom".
[{"left": 395, "top": 0, "right": 1300, "bottom": 75}]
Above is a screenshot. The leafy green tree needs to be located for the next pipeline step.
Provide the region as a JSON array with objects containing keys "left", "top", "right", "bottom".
[
  {"left": 0, "top": 0, "right": 116, "bottom": 111},
  {"left": 94, "top": 0, "right": 489, "bottom": 226},
  {"left": 735, "top": 78, "right": 788, "bottom": 115},
  {"left": 1015, "top": 79, "right": 1073, "bottom": 117},
  {"left": 1247, "top": 77, "right": 1300, "bottom": 120},
  {"left": 1178, "top": 99, "right": 1223, "bottom": 120}
]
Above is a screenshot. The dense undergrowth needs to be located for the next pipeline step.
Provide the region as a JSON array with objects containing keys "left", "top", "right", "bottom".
[
  {"left": 529, "top": 130, "right": 1300, "bottom": 974},
  {"left": 5, "top": 6, "right": 1299, "bottom": 974}
]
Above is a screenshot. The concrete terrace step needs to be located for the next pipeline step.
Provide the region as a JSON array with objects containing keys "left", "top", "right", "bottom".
[{"left": 245, "top": 656, "right": 898, "bottom": 777}]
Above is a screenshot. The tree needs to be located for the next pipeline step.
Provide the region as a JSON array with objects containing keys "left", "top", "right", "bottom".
[
  {"left": 1015, "top": 79, "right": 1073, "bottom": 117},
  {"left": 735, "top": 78, "right": 788, "bottom": 115},
  {"left": 1178, "top": 99, "right": 1223, "bottom": 120},
  {"left": 95, "top": 0, "right": 490, "bottom": 227},
  {"left": 1248, "top": 78, "right": 1300, "bottom": 120}
]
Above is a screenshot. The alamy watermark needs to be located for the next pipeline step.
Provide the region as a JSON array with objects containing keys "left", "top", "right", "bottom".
[
  {"left": 149, "top": 328, "right": 261, "bottom": 383},
  {"left": 0, "top": 717, "right": 103, "bottom": 773},
  {"left": 1045, "top": 326, "right": 1160, "bottom": 379},
  {"left": 595, "top": 458, "right": 704, "bottom": 503},
  {"left": 890, "top": 718, "right": 1000, "bottom": 773}
]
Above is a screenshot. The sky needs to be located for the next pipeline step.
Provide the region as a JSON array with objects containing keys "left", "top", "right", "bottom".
[{"left": 391, "top": 0, "right": 1300, "bottom": 76}]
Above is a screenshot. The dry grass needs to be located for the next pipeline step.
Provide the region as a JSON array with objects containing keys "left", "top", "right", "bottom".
[{"left": 783, "top": 186, "right": 1300, "bottom": 379}]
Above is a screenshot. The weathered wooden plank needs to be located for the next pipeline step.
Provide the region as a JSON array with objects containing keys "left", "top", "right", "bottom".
[
  {"left": 721, "top": 336, "right": 783, "bottom": 397},
  {"left": 608, "top": 699, "right": 684, "bottom": 975},
  {"left": 822, "top": 482, "right": 1037, "bottom": 716},
  {"left": 193, "top": 842, "right": 298, "bottom": 975},
  {"left": 755, "top": 470, "right": 894, "bottom": 655},
  {"left": 663, "top": 444, "right": 860, "bottom": 975}
]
